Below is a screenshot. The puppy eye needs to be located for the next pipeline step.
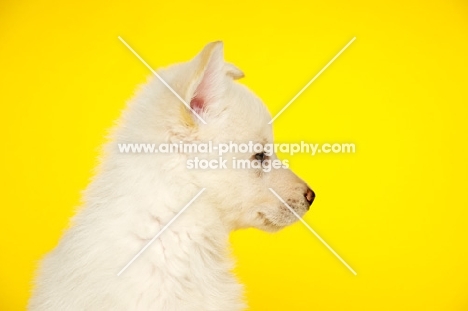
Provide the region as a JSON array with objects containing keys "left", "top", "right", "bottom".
[{"left": 254, "top": 152, "right": 265, "bottom": 162}]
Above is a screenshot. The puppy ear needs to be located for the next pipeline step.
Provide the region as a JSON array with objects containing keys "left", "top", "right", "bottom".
[
  {"left": 225, "top": 63, "right": 244, "bottom": 80},
  {"left": 188, "top": 41, "right": 225, "bottom": 117}
]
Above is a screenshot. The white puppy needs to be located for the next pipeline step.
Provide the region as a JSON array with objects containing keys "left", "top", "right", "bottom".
[{"left": 29, "top": 42, "right": 315, "bottom": 310}]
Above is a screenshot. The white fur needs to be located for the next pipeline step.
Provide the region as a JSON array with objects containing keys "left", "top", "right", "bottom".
[{"left": 29, "top": 42, "right": 312, "bottom": 310}]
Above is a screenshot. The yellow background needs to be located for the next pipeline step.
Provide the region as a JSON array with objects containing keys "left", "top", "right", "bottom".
[{"left": 1, "top": 0, "right": 467, "bottom": 310}]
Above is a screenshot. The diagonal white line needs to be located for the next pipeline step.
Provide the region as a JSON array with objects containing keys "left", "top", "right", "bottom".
[
  {"left": 117, "top": 188, "right": 206, "bottom": 276},
  {"left": 268, "top": 37, "right": 356, "bottom": 124},
  {"left": 268, "top": 188, "right": 357, "bottom": 275},
  {"left": 118, "top": 36, "right": 207, "bottom": 124}
]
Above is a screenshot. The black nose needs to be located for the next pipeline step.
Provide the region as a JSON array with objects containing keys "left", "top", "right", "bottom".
[{"left": 304, "top": 188, "right": 315, "bottom": 208}]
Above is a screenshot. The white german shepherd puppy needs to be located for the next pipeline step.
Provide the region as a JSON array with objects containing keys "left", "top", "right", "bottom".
[{"left": 29, "top": 42, "right": 315, "bottom": 310}]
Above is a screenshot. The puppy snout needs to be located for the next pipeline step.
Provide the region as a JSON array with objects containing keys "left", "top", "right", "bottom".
[{"left": 304, "top": 188, "right": 315, "bottom": 208}]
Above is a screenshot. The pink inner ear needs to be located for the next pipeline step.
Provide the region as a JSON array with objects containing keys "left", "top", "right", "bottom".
[
  {"left": 190, "top": 96, "right": 205, "bottom": 114},
  {"left": 190, "top": 71, "right": 214, "bottom": 114}
]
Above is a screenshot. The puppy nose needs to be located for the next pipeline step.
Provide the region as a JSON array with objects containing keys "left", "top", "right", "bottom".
[{"left": 304, "top": 188, "right": 315, "bottom": 208}]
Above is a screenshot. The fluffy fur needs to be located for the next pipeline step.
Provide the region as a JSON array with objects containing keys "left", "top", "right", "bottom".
[{"left": 29, "top": 42, "right": 314, "bottom": 310}]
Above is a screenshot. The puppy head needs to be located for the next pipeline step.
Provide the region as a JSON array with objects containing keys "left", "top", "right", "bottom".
[{"left": 164, "top": 42, "right": 315, "bottom": 231}]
